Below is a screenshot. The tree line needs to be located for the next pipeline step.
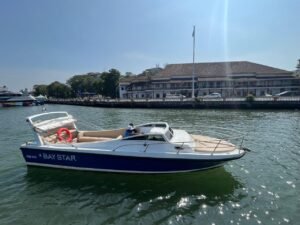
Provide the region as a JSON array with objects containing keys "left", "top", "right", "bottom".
[{"left": 34, "top": 69, "right": 121, "bottom": 99}]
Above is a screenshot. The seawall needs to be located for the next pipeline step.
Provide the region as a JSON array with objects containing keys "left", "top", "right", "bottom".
[{"left": 47, "top": 98, "right": 300, "bottom": 110}]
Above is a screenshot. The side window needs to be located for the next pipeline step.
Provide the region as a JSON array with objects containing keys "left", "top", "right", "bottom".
[
  {"left": 155, "top": 124, "right": 166, "bottom": 128},
  {"left": 124, "top": 135, "right": 148, "bottom": 141},
  {"left": 166, "top": 130, "right": 173, "bottom": 140},
  {"left": 147, "top": 135, "right": 166, "bottom": 142},
  {"left": 143, "top": 124, "right": 153, "bottom": 127}
]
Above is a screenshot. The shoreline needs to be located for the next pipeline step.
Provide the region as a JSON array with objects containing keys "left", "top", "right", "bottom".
[{"left": 47, "top": 98, "right": 300, "bottom": 110}]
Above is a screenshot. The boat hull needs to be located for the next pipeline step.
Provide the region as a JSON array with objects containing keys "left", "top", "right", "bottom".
[
  {"left": 20, "top": 147, "right": 240, "bottom": 174},
  {"left": 1, "top": 101, "right": 34, "bottom": 107}
]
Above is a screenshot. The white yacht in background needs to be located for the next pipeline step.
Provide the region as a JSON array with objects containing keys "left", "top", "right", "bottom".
[{"left": 0, "top": 86, "right": 35, "bottom": 107}]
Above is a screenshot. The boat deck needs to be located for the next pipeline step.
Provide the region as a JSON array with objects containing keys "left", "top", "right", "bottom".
[{"left": 191, "top": 135, "right": 236, "bottom": 152}]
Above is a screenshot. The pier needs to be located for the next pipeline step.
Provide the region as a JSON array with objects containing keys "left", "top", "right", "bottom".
[{"left": 47, "top": 97, "right": 300, "bottom": 109}]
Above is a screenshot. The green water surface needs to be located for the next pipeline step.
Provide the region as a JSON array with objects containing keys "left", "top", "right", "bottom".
[{"left": 0, "top": 105, "right": 299, "bottom": 225}]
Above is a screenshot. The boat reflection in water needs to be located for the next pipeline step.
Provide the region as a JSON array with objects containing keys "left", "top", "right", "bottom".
[{"left": 24, "top": 166, "right": 243, "bottom": 206}]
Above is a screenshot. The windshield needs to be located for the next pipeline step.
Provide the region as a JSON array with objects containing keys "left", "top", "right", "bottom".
[{"left": 30, "top": 112, "right": 69, "bottom": 124}]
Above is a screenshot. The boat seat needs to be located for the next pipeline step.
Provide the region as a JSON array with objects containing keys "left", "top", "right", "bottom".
[
  {"left": 43, "top": 129, "right": 77, "bottom": 144},
  {"left": 77, "top": 135, "right": 113, "bottom": 143},
  {"left": 43, "top": 133, "right": 58, "bottom": 143},
  {"left": 36, "top": 123, "right": 75, "bottom": 136},
  {"left": 77, "top": 129, "right": 125, "bottom": 143},
  {"left": 116, "top": 135, "right": 123, "bottom": 139}
]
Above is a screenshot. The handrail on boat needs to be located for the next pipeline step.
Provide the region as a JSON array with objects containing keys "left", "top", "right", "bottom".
[
  {"left": 212, "top": 139, "right": 223, "bottom": 155},
  {"left": 26, "top": 111, "right": 71, "bottom": 125},
  {"left": 189, "top": 126, "right": 246, "bottom": 150},
  {"left": 111, "top": 135, "right": 245, "bottom": 155}
]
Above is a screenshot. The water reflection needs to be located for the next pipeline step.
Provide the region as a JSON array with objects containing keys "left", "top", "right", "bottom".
[
  {"left": 24, "top": 166, "right": 243, "bottom": 207},
  {"left": 3, "top": 106, "right": 299, "bottom": 224}
]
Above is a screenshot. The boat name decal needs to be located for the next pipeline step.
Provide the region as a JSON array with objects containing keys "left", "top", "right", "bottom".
[{"left": 38, "top": 153, "right": 77, "bottom": 161}]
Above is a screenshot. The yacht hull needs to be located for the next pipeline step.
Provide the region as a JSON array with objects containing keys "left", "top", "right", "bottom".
[
  {"left": 1, "top": 101, "right": 34, "bottom": 107},
  {"left": 20, "top": 147, "right": 243, "bottom": 174}
]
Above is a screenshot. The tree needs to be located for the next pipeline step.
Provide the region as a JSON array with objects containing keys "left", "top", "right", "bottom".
[
  {"left": 47, "top": 69, "right": 121, "bottom": 98},
  {"left": 47, "top": 81, "right": 74, "bottom": 98},
  {"left": 125, "top": 72, "right": 135, "bottom": 77},
  {"left": 101, "top": 69, "right": 121, "bottom": 98},
  {"left": 34, "top": 85, "right": 48, "bottom": 96},
  {"left": 67, "top": 72, "right": 102, "bottom": 96},
  {"left": 67, "top": 75, "right": 86, "bottom": 95}
]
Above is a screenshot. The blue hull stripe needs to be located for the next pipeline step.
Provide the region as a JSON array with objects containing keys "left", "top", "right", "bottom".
[{"left": 20, "top": 147, "right": 230, "bottom": 173}]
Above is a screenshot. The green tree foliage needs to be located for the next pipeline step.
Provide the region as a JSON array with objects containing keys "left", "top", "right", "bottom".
[
  {"left": 102, "top": 69, "right": 121, "bottom": 98},
  {"left": 245, "top": 94, "right": 255, "bottom": 102},
  {"left": 34, "top": 85, "right": 48, "bottom": 96},
  {"left": 125, "top": 72, "right": 135, "bottom": 77},
  {"left": 47, "top": 81, "right": 73, "bottom": 98},
  {"left": 67, "top": 69, "right": 120, "bottom": 98},
  {"left": 33, "top": 68, "right": 122, "bottom": 99},
  {"left": 67, "top": 72, "right": 102, "bottom": 95}
]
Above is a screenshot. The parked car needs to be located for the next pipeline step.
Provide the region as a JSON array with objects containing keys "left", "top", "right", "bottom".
[
  {"left": 274, "top": 91, "right": 300, "bottom": 97},
  {"left": 203, "top": 93, "right": 222, "bottom": 98}
]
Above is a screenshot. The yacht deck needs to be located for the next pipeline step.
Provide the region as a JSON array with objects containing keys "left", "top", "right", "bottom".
[{"left": 191, "top": 135, "right": 237, "bottom": 152}]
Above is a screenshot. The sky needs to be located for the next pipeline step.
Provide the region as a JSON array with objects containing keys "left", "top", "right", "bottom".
[{"left": 0, "top": 0, "right": 299, "bottom": 91}]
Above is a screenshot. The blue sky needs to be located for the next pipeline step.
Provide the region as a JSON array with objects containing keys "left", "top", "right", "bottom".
[{"left": 0, "top": 0, "right": 299, "bottom": 91}]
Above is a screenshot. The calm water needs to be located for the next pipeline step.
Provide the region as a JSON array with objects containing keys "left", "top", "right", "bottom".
[{"left": 0, "top": 105, "right": 299, "bottom": 225}]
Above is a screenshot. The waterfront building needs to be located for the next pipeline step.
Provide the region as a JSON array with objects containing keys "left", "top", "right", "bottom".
[
  {"left": 119, "top": 61, "right": 300, "bottom": 99},
  {"left": 294, "top": 59, "right": 300, "bottom": 78}
]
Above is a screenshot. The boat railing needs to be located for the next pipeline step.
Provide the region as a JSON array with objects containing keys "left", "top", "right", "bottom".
[
  {"left": 173, "top": 125, "right": 246, "bottom": 155},
  {"left": 172, "top": 137, "right": 244, "bottom": 155},
  {"left": 111, "top": 141, "right": 231, "bottom": 155},
  {"left": 111, "top": 137, "right": 244, "bottom": 155}
]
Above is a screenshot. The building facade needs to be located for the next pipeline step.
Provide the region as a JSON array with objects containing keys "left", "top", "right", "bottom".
[{"left": 119, "top": 61, "right": 300, "bottom": 99}]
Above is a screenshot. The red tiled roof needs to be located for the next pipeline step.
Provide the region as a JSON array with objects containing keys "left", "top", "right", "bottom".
[
  {"left": 120, "top": 74, "right": 149, "bottom": 83},
  {"left": 156, "top": 61, "right": 291, "bottom": 78},
  {"left": 120, "top": 61, "right": 292, "bottom": 83}
]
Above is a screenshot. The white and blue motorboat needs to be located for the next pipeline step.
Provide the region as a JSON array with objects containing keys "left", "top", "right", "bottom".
[{"left": 20, "top": 112, "right": 247, "bottom": 174}]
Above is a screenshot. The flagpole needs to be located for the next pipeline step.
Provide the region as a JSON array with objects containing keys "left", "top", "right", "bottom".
[{"left": 192, "top": 25, "right": 195, "bottom": 98}]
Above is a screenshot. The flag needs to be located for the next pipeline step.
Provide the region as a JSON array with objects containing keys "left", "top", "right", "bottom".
[{"left": 192, "top": 26, "right": 195, "bottom": 38}]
